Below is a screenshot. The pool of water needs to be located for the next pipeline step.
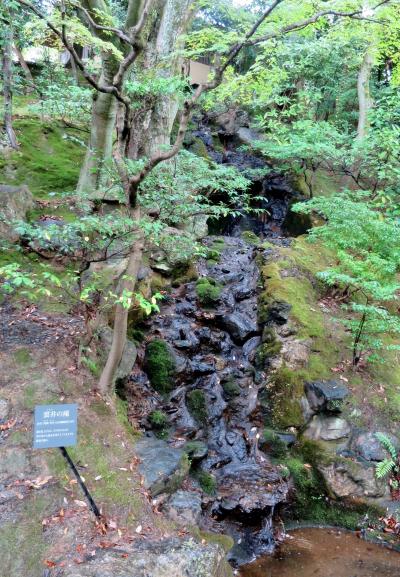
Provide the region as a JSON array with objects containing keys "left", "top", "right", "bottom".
[{"left": 239, "top": 527, "right": 400, "bottom": 577}]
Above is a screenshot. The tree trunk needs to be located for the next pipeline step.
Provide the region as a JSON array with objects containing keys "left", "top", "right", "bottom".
[
  {"left": 357, "top": 49, "right": 374, "bottom": 140},
  {"left": 2, "top": 22, "right": 18, "bottom": 149},
  {"left": 98, "top": 216, "right": 144, "bottom": 395},
  {"left": 76, "top": 63, "right": 118, "bottom": 194},
  {"left": 13, "top": 45, "right": 35, "bottom": 93}
]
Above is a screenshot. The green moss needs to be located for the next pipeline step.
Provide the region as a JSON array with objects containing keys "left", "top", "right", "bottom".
[
  {"left": 267, "top": 365, "right": 305, "bottom": 428},
  {"left": 222, "top": 378, "right": 241, "bottom": 399},
  {"left": 196, "top": 470, "right": 217, "bottom": 495},
  {"left": 0, "top": 494, "right": 50, "bottom": 575},
  {"left": 190, "top": 137, "right": 210, "bottom": 160},
  {"left": 13, "top": 348, "right": 32, "bottom": 366},
  {"left": 196, "top": 277, "right": 222, "bottom": 306},
  {"left": 0, "top": 118, "right": 84, "bottom": 198},
  {"left": 241, "top": 230, "right": 260, "bottom": 245},
  {"left": 172, "top": 263, "right": 199, "bottom": 287},
  {"left": 144, "top": 339, "right": 176, "bottom": 394},
  {"left": 187, "top": 389, "right": 207, "bottom": 424},
  {"left": 196, "top": 530, "right": 234, "bottom": 553},
  {"left": 256, "top": 328, "right": 282, "bottom": 367},
  {"left": 115, "top": 397, "right": 137, "bottom": 436}
]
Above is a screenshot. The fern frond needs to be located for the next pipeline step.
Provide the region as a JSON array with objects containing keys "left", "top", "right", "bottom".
[
  {"left": 375, "top": 432, "right": 398, "bottom": 461},
  {"left": 375, "top": 459, "right": 395, "bottom": 479}
]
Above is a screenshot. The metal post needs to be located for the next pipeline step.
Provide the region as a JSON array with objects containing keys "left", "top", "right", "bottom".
[{"left": 59, "top": 446, "right": 102, "bottom": 519}]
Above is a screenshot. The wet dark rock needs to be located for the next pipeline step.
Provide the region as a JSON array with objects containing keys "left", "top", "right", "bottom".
[
  {"left": 214, "top": 464, "right": 288, "bottom": 517},
  {"left": 135, "top": 437, "right": 190, "bottom": 496},
  {"left": 189, "top": 360, "right": 215, "bottom": 375},
  {"left": 217, "top": 312, "right": 258, "bottom": 344},
  {"left": 164, "top": 490, "right": 203, "bottom": 526},
  {"left": 175, "top": 301, "right": 196, "bottom": 315},
  {"left": 349, "top": 431, "right": 400, "bottom": 462},
  {"left": 305, "top": 380, "right": 349, "bottom": 413}
]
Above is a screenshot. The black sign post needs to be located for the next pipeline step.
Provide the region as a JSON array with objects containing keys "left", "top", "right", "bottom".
[{"left": 33, "top": 404, "right": 101, "bottom": 519}]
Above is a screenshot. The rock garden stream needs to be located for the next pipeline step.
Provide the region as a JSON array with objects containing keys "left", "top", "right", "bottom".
[{"left": 120, "top": 121, "right": 400, "bottom": 570}]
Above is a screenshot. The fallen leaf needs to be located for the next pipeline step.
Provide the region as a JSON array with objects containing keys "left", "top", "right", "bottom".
[
  {"left": 44, "top": 560, "right": 57, "bottom": 568},
  {"left": 121, "top": 553, "right": 129, "bottom": 558},
  {"left": 74, "top": 500, "right": 87, "bottom": 508},
  {"left": 27, "top": 475, "right": 53, "bottom": 489},
  {"left": 135, "top": 525, "right": 142, "bottom": 534},
  {"left": 0, "top": 419, "right": 16, "bottom": 431}
]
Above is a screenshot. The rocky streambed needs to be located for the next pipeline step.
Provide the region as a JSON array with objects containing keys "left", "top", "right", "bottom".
[
  {"left": 126, "top": 230, "right": 291, "bottom": 564},
  {"left": 120, "top": 119, "right": 298, "bottom": 564}
]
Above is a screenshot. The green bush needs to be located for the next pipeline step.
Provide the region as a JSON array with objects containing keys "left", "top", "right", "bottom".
[
  {"left": 262, "top": 429, "right": 288, "bottom": 459},
  {"left": 149, "top": 410, "right": 168, "bottom": 429},
  {"left": 144, "top": 339, "right": 176, "bottom": 394},
  {"left": 196, "top": 277, "right": 222, "bottom": 306},
  {"left": 222, "top": 378, "right": 241, "bottom": 399}
]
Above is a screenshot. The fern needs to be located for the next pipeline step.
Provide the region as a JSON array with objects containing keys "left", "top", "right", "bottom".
[
  {"left": 375, "top": 432, "right": 398, "bottom": 461},
  {"left": 375, "top": 459, "right": 395, "bottom": 479}
]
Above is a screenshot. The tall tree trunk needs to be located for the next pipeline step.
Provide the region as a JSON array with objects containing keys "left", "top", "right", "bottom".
[
  {"left": 98, "top": 207, "right": 144, "bottom": 395},
  {"left": 2, "top": 22, "right": 18, "bottom": 149},
  {"left": 357, "top": 49, "right": 374, "bottom": 140},
  {"left": 98, "top": 0, "right": 194, "bottom": 394},
  {"left": 13, "top": 45, "right": 35, "bottom": 93}
]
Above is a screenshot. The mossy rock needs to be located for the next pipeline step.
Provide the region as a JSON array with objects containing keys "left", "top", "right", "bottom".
[
  {"left": 241, "top": 230, "right": 260, "bottom": 245},
  {"left": 196, "top": 277, "right": 222, "bottom": 306},
  {"left": 267, "top": 365, "right": 305, "bottom": 428},
  {"left": 261, "top": 429, "right": 288, "bottom": 459},
  {"left": 189, "top": 137, "right": 210, "bottom": 160},
  {"left": 186, "top": 389, "right": 208, "bottom": 424},
  {"left": 222, "top": 378, "right": 241, "bottom": 399},
  {"left": 144, "top": 339, "right": 176, "bottom": 394},
  {"left": 172, "top": 263, "right": 199, "bottom": 287},
  {"left": 256, "top": 328, "right": 282, "bottom": 368}
]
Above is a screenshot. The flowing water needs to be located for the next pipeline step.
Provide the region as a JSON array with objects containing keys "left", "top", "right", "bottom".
[{"left": 239, "top": 527, "right": 400, "bottom": 577}]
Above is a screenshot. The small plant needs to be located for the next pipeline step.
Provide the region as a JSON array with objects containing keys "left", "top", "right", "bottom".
[
  {"left": 262, "top": 429, "right": 288, "bottom": 459},
  {"left": 196, "top": 470, "right": 217, "bottom": 495},
  {"left": 195, "top": 277, "right": 222, "bottom": 306},
  {"left": 149, "top": 410, "right": 168, "bottom": 429},
  {"left": 375, "top": 433, "right": 400, "bottom": 498},
  {"left": 222, "top": 378, "right": 241, "bottom": 399}
]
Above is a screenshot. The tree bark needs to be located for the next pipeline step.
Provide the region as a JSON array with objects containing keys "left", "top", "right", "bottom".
[
  {"left": 2, "top": 22, "right": 18, "bottom": 149},
  {"left": 357, "top": 49, "right": 374, "bottom": 140}
]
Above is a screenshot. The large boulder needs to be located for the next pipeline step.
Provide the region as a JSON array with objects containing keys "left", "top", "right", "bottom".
[
  {"left": 135, "top": 437, "right": 190, "bottom": 497},
  {"left": 304, "top": 415, "right": 351, "bottom": 441},
  {"left": 0, "top": 184, "right": 34, "bottom": 242},
  {"left": 63, "top": 538, "right": 232, "bottom": 577},
  {"left": 305, "top": 380, "right": 349, "bottom": 413},
  {"left": 320, "top": 459, "right": 389, "bottom": 499},
  {"left": 164, "top": 490, "right": 203, "bottom": 526}
]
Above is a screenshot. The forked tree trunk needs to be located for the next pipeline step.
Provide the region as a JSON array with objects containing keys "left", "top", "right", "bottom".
[{"left": 2, "top": 23, "right": 18, "bottom": 149}]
